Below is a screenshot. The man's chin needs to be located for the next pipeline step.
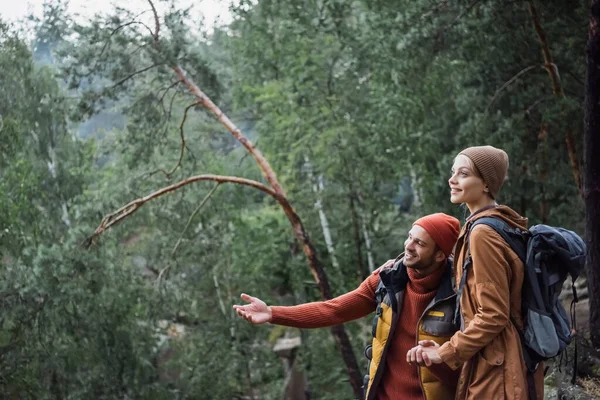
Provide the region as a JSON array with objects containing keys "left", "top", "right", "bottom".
[{"left": 404, "top": 261, "right": 420, "bottom": 269}]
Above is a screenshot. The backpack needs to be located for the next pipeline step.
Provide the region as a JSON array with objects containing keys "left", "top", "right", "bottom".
[{"left": 454, "top": 217, "right": 586, "bottom": 399}]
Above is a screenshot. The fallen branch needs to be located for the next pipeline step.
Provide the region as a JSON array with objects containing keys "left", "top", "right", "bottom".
[{"left": 85, "top": 175, "right": 276, "bottom": 247}]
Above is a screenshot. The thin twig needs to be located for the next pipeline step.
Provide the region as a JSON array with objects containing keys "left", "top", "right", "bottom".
[
  {"left": 156, "top": 183, "right": 221, "bottom": 284},
  {"left": 171, "top": 183, "right": 221, "bottom": 258},
  {"left": 84, "top": 175, "right": 276, "bottom": 247},
  {"left": 84, "top": 13, "right": 152, "bottom": 79},
  {"left": 524, "top": 96, "right": 551, "bottom": 115},
  {"left": 165, "top": 101, "right": 199, "bottom": 177},
  {"left": 445, "top": 0, "right": 483, "bottom": 30},
  {"left": 486, "top": 65, "right": 541, "bottom": 113},
  {"left": 158, "top": 80, "right": 182, "bottom": 106},
  {"left": 98, "top": 21, "right": 141, "bottom": 59},
  {"left": 109, "top": 63, "right": 161, "bottom": 89}
]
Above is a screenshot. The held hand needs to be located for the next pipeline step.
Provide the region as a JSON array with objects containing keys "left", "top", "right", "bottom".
[
  {"left": 232, "top": 293, "right": 272, "bottom": 325},
  {"left": 406, "top": 341, "right": 442, "bottom": 367}
]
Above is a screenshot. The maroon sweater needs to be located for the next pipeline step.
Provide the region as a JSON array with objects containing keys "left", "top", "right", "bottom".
[{"left": 271, "top": 265, "right": 459, "bottom": 400}]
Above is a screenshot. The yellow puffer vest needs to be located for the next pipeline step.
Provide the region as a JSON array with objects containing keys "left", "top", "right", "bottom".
[{"left": 363, "top": 257, "right": 458, "bottom": 400}]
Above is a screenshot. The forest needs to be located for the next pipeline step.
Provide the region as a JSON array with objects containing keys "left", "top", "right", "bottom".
[{"left": 1, "top": 0, "right": 600, "bottom": 398}]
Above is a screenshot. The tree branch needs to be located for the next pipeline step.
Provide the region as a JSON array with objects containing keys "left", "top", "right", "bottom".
[
  {"left": 84, "top": 15, "right": 153, "bottom": 79},
  {"left": 171, "top": 182, "right": 221, "bottom": 258},
  {"left": 486, "top": 64, "right": 542, "bottom": 113},
  {"left": 147, "top": 0, "right": 160, "bottom": 44},
  {"left": 445, "top": 0, "right": 483, "bottom": 30},
  {"left": 84, "top": 175, "right": 276, "bottom": 247},
  {"left": 171, "top": 65, "right": 286, "bottom": 197},
  {"left": 156, "top": 183, "right": 222, "bottom": 283},
  {"left": 109, "top": 63, "right": 161, "bottom": 89},
  {"left": 99, "top": 19, "right": 146, "bottom": 60},
  {"left": 163, "top": 101, "right": 198, "bottom": 177},
  {"left": 158, "top": 80, "right": 182, "bottom": 106}
]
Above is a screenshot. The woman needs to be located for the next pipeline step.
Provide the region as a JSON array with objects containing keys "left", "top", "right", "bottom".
[{"left": 406, "top": 146, "right": 543, "bottom": 399}]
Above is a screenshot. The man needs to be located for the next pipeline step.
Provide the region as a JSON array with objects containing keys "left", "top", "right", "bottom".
[{"left": 233, "top": 213, "right": 460, "bottom": 400}]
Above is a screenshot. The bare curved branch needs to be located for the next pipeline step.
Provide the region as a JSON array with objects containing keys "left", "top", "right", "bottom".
[
  {"left": 486, "top": 65, "right": 542, "bottom": 113},
  {"left": 84, "top": 175, "right": 276, "bottom": 247},
  {"left": 165, "top": 101, "right": 199, "bottom": 176}
]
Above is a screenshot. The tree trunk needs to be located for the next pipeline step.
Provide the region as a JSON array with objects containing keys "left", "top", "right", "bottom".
[
  {"left": 585, "top": 0, "right": 600, "bottom": 348},
  {"left": 360, "top": 212, "right": 375, "bottom": 273},
  {"left": 537, "top": 123, "right": 549, "bottom": 224},
  {"left": 528, "top": 1, "right": 583, "bottom": 196},
  {"left": 356, "top": 193, "right": 375, "bottom": 273},
  {"left": 304, "top": 156, "right": 340, "bottom": 271},
  {"left": 410, "top": 168, "right": 422, "bottom": 209},
  {"left": 349, "top": 194, "right": 367, "bottom": 281}
]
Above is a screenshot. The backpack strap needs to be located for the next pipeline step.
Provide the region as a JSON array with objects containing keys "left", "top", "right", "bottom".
[
  {"left": 453, "top": 223, "right": 473, "bottom": 330},
  {"left": 453, "top": 217, "right": 525, "bottom": 328}
]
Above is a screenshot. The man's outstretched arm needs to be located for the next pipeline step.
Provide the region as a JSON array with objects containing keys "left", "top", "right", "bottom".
[{"left": 233, "top": 260, "right": 393, "bottom": 329}]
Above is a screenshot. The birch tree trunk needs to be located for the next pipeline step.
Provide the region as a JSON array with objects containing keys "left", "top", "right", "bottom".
[{"left": 304, "top": 156, "right": 340, "bottom": 271}]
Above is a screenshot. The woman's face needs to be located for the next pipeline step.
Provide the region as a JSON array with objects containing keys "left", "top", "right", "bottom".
[{"left": 448, "top": 155, "right": 489, "bottom": 205}]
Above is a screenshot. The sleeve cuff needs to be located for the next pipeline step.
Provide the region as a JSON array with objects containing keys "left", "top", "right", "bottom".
[{"left": 438, "top": 342, "right": 463, "bottom": 371}]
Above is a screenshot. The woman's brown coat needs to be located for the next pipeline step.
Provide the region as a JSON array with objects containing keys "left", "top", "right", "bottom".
[{"left": 437, "top": 206, "right": 544, "bottom": 399}]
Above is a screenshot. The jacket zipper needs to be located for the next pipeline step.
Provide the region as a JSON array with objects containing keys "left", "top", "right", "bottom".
[
  {"left": 416, "top": 294, "right": 456, "bottom": 400},
  {"left": 367, "top": 284, "right": 401, "bottom": 400}
]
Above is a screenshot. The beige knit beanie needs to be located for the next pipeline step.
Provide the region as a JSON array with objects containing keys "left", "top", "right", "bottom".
[{"left": 458, "top": 145, "right": 509, "bottom": 199}]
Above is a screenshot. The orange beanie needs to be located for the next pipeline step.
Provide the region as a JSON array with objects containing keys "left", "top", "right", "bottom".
[{"left": 413, "top": 213, "right": 460, "bottom": 256}]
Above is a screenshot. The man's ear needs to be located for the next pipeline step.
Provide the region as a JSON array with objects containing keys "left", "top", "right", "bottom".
[{"left": 435, "top": 250, "right": 446, "bottom": 263}]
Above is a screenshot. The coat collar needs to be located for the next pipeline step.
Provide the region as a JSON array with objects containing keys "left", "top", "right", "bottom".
[{"left": 380, "top": 255, "right": 454, "bottom": 300}]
